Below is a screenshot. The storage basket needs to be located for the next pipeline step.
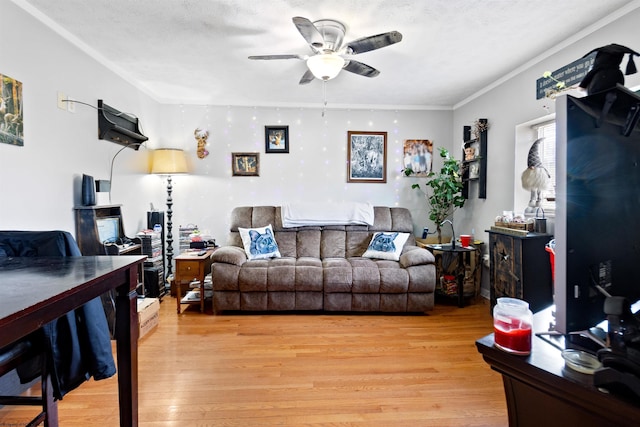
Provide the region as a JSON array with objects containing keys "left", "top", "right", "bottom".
[{"left": 494, "top": 221, "right": 534, "bottom": 231}]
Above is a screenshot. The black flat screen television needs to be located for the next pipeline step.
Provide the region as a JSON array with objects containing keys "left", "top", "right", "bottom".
[{"left": 555, "top": 85, "right": 640, "bottom": 334}]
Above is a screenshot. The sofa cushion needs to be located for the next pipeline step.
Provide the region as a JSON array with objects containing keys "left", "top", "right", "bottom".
[
  {"left": 238, "top": 224, "right": 281, "bottom": 260},
  {"left": 399, "top": 246, "right": 435, "bottom": 267},
  {"left": 362, "top": 232, "right": 410, "bottom": 261}
]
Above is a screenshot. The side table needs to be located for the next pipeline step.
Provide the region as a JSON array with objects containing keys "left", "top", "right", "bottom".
[
  {"left": 174, "top": 248, "right": 215, "bottom": 314},
  {"left": 424, "top": 243, "right": 477, "bottom": 307}
]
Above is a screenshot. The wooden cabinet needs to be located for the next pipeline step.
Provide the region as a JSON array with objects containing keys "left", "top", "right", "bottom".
[
  {"left": 477, "top": 307, "right": 640, "bottom": 426},
  {"left": 488, "top": 230, "right": 553, "bottom": 312},
  {"left": 462, "top": 119, "right": 487, "bottom": 199}
]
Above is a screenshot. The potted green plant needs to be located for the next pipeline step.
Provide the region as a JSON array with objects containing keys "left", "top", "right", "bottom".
[{"left": 404, "top": 147, "right": 465, "bottom": 243}]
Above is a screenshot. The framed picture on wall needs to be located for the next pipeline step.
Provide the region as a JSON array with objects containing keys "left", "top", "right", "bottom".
[
  {"left": 347, "top": 131, "right": 387, "bottom": 183},
  {"left": 265, "top": 125, "right": 289, "bottom": 153},
  {"left": 403, "top": 139, "right": 433, "bottom": 177},
  {"left": 232, "top": 152, "right": 260, "bottom": 176},
  {"left": 0, "top": 73, "right": 24, "bottom": 147}
]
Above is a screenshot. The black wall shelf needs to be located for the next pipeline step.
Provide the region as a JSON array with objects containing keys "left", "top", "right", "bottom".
[{"left": 462, "top": 119, "right": 487, "bottom": 199}]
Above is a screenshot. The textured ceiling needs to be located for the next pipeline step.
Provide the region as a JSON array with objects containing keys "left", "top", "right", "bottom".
[{"left": 19, "top": 0, "right": 637, "bottom": 108}]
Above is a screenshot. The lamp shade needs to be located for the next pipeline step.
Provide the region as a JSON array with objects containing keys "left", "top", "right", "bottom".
[
  {"left": 150, "top": 148, "right": 188, "bottom": 175},
  {"left": 306, "top": 53, "right": 345, "bottom": 81}
]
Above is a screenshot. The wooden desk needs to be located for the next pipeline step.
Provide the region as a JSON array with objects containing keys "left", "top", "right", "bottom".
[
  {"left": 476, "top": 306, "right": 640, "bottom": 426},
  {"left": 0, "top": 255, "right": 145, "bottom": 427}
]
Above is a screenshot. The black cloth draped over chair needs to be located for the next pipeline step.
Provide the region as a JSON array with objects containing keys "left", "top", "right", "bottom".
[{"left": 0, "top": 230, "right": 117, "bottom": 426}]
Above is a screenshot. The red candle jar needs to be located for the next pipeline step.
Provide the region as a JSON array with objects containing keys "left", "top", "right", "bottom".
[{"left": 493, "top": 297, "right": 533, "bottom": 355}]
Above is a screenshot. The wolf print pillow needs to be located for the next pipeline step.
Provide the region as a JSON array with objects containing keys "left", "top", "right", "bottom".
[
  {"left": 362, "top": 232, "right": 410, "bottom": 261},
  {"left": 238, "top": 224, "right": 281, "bottom": 260}
]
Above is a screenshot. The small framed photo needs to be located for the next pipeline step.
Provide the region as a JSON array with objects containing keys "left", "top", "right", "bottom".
[
  {"left": 469, "top": 163, "right": 480, "bottom": 179},
  {"left": 403, "top": 139, "right": 433, "bottom": 177},
  {"left": 265, "top": 125, "right": 289, "bottom": 153},
  {"left": 232, "top": 152, "right": 259, "bottom": 176},
  {"left": 347, "top": 131, "right": 387, "bottom": 183}
]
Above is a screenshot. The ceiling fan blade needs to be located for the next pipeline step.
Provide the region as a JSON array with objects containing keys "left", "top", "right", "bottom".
[
  {"left": 299, "top": 70, "right": 315, "bottom": 85},
  {"left": 292, "top": 16, "right": 324, "bottom": 49},
  {"left": 344, "top": 31, "right": 403, "bottom": 55},
  {"left": 248, "top": 54, "right": 306, "bottom": 60},
  {"left": 343, "top": 60, "right": 380, "bottom": 78}
]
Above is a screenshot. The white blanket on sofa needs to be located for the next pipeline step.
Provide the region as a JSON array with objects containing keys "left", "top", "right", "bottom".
[{"left": 282, "top": 202, "right": 375, "bottom": 228}]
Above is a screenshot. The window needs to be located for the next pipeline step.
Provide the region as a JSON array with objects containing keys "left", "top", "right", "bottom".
[
  {"left": 514, "top": 114, "right": 556, "bottom": 216},
  {"left": 534, "top": 120, "right": 556, "bottom": 211}
]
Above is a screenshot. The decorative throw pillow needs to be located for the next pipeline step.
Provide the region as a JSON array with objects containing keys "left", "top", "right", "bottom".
[
  {"left": 362, "top": 232, "right": 410, "bottom": 261},
  {"left": 238, "top": 224, "right": 281, "bottom": 260}
]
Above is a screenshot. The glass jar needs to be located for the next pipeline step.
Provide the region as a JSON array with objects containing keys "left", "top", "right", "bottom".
[{"left": 493, "top": 297, "right": 533, "bottom": 355}]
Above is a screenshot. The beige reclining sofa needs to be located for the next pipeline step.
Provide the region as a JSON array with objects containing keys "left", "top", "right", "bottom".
[{"left": 210, "top": 206, "right": 436, "bottom": 313}]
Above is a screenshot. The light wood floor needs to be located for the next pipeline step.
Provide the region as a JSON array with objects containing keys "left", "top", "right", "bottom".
[{"left": 1, "top": 296, "right": 508, "bottom": 426}]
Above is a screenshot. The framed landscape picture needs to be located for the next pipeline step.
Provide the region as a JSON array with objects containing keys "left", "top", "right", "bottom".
[
  {"left": 265, "top": 125, "right": 289, "bottom": 153},
  {"left": 347, "top": 131, "right": 387, "bottom": 183},
  {"left": 232, "top": 152, "right": 259, "bottom": 176}
]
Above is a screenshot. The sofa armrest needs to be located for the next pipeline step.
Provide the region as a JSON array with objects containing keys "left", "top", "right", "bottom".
[
  {"left": 399, "top": 246, "right": 435, "bottom": 268},
  {"left": 211, "top": 246, "right": 247, "bottom": 266}
]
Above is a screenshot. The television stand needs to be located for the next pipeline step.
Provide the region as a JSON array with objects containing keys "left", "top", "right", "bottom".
[{"left": 476, "top": 306, "right": 640, "bottom": 426}]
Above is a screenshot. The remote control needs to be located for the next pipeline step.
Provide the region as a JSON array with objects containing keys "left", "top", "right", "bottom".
[{"left": 197, "top": 250, "right": 207, "bottom": 256}]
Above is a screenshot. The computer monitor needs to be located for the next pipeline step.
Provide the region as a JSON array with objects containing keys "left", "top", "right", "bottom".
[
  {"left": 96, "top": 217, "right": 120, "bottom": 244},
  {"left": 554, "top": 85, "right": 640, "bottom": 334}
]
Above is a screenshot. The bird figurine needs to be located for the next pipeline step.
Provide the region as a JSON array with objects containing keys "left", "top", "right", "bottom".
[{"left": 521, "top": 138, "right": 551, "bottom": 212}]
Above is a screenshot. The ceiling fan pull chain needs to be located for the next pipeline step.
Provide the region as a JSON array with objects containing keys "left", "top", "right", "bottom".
[{"left": 322, "top": 80, "right": 328, "bottom": 117}]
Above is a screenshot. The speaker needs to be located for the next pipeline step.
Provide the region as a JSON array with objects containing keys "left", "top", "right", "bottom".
[
  {"left": 81, "top": 174, "right": 96, "bottom": 206},
  {"left": 144, "top": 266, "right": 163, "bottom": 298}
]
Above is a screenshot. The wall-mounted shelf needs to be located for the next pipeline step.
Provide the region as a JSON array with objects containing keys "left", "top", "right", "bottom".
[
  {"left": 461, "top": 119, "right": 487, "bottom": 199},
  {"left": 98, "top": 100, "right": 148, "bottom": 150}
]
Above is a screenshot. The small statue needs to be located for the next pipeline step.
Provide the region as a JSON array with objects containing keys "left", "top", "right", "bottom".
[
  {"left": 194, "top": 128, "right": 209, "bottom": 159},
  {"left": 464, "top": 146, "right": 475, "bottom": 161},
  {"left": 521, "top": 138, "right": 550, "bottom": 212}
]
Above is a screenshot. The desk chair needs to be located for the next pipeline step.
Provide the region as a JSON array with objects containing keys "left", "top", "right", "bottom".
[{"left": 0, "top": 338, "right": 57, "bottom": 426}]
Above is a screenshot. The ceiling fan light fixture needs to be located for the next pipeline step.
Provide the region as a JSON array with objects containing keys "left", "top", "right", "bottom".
[{"left": 306, "top": 53, "right": 345, "bottom": 81}]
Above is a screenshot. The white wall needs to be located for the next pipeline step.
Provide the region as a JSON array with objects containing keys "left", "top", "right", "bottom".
[
  {"left": 0, "top": 1, "right": 161, "bottom": 238},
  {"left": 451, "top": 4, "right": 640, "bottom": 248},
  {"left": 150, "top": 105, "right": 453, "bottom": 245},
  {"left": 0, "top": 1, "right": 453, "bottom": 257}
]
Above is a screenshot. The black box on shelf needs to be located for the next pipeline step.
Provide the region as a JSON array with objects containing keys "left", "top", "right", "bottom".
[{"left": 144, "top": 266, "right": 165, "bottom": 300}]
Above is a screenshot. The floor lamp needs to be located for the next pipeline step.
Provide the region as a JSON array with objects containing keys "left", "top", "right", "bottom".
[{"left": 151, "top": 148, "right": 188, "bottom": 279}]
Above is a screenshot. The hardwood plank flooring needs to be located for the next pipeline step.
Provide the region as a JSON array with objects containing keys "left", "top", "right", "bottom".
[{"left": 0, "top": 297, "right": 507, "bottom": 426}]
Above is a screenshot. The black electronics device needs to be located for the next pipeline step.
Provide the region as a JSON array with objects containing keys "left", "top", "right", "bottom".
[
  {"left": 555, "top": 85, "right": 640, "bottom": 334},
  {"left": 143, "top": 266, "right": 163, "bottom": 299},
  {"left": 81, "top": 174, "right": 96, "bottom": 206}
]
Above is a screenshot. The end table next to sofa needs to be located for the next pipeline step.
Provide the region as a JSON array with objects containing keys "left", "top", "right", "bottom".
[
  {"left": 423, "top": 243, "right": 477, "bottom": 307},
  {"left": 174, "top": 249, "right": 215, "bottom": 314}
]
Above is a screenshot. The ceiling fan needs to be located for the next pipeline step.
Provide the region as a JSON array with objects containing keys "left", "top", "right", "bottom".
[{"left": 248, "top": 16, "right": 403, "bottom": 84}]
